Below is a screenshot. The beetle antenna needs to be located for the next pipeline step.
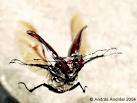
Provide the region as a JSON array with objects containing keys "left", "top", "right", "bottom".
[{"left": 33, "top": 59, "right": 62, "bottom": 62}]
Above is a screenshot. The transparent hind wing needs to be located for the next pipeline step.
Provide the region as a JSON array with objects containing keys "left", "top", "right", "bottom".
[
  {"left": 16, "top": 21, "right": 50, "bottom": 77},
  {"left": 70, "top": 13, "right": 89, "bottom": 55}
]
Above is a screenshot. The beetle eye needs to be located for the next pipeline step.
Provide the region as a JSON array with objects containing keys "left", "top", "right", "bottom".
[
  {"left": 54, "top": 77, "right": 64, "bottom": 83},
  {"left": 68, "top": 81, "right": 74, "bottom": 85}
]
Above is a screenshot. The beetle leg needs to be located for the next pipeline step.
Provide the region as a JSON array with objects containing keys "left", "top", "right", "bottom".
[
  {"left": 18, "top": 82, "right": 50, "bottom": 93},
  {"left": 69, "top": 82, "right": 87, "bottom": 93},
  {"left": 84, "top": 48, "right": 122, "bottom": 64},
  {"left": 9, "top": 59, "right": 51, "bottom": 70},
  {"left": 18, "top": 82, "right": 87, "bottom": 93},
  {"left": 18, "top": 82, "right": 65, "bottom": 93},
  {"left": 9, "top": 59, "right": 26, "bottom": 65}
]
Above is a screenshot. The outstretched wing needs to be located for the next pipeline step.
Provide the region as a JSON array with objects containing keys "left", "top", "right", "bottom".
[
  {"left": 68, "top": 13, "right": 89, "bottom": 56},
  {"left": 16, "top": 21, "right": 50, "bottom": 77}
]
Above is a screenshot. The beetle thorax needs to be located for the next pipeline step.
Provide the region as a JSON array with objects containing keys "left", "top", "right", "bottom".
[{"left": 54, "top": 55, "right": 84, "bottom": 75}]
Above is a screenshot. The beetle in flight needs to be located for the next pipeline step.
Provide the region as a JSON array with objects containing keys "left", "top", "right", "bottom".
[{"left": 10, "top": 16, "right": 121, "bottom": 93}]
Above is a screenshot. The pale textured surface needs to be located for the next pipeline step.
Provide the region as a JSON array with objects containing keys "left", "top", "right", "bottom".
[{"left": 0, "top": 0, "right": 137, "bottom": 103}]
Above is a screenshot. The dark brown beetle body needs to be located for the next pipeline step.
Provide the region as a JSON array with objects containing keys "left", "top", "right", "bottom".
[{"left": 10, "top": 25, "right": 121, "bottom": 93}]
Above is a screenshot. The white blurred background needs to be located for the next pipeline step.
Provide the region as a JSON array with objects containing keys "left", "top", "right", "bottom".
[{"left": 0, "top": 0, "right": 137, "bottom": 103}]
